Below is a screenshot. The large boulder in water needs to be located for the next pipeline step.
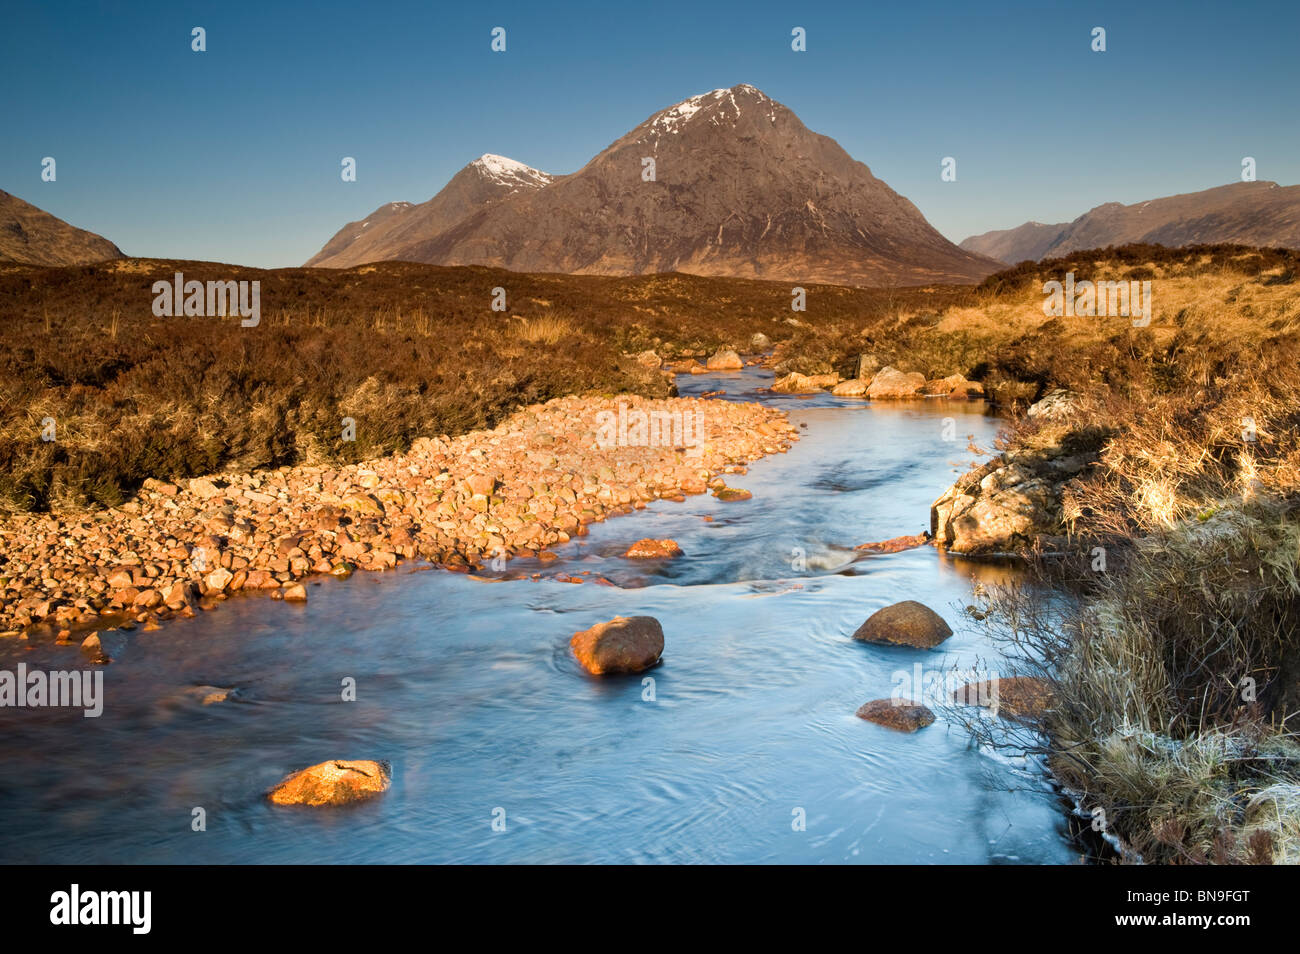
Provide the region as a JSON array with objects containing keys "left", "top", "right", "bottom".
[
  {"left": 705, "top": 349, "right": 743, "bottom": 370},
  {"left": 931, "top": 458, "right": 1063, "bottom": 554},
  {"left": 571, "top": 616, "right": 664, "bottom": 674},
  {"left": 624, "top": 538, "right": 683, "bottom": 559},
  {"left": 866, "top": 367, "right": 926, "bottom": 399},
  {"left": 856, "top": 698, "right": 936, "bottom": 732},
  {"left": 852, "top": 600, "right": 953, "bottom": 648},
  {"left": 268, "top": 759, "right": 392, "bottom": 806}
]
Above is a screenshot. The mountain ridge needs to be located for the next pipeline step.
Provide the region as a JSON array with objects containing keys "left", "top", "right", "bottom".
[
  {"left": 960, "top": 181, "right": 1300, "bottom": 264},
  {"left": 306, "top": 84, "right": 999, "bottom": 286}
]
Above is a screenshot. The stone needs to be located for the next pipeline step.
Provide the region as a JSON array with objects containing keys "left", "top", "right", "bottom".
[
  {"left": 852, "top": 600, "right": 953, "bottom": 648},
  {"left": 831, "top": 378, "right": 869, "bottom": 397},
  {"left": 952, "top": 676, "right": 1055, "bottom": 722},
  {"left": 342, "top": 492, "right": 384, "bottom": 515},
  {"left": 856, "top": 698, "right": 936, "bottom": 732},
  {"left": 1027, "top": 389, "right": 1079, "bottom": 421},
  {"left": 772, "top": 372, "right": 839, "bottom": 392},
  {"left": 107, "top": 569, "right": 135, "bottom": 589},
  {"left": 930, "top": 456, "right": 1067, "bottom": 554},
  {"left": 705, "top": 349, "right": 743, "bottom": 370},
  {"left": 855, "top": 353, "right": 883, "bottom": 380},
  {"left": 189, "top": 477, "right": 226, "bottom": 500},
  {"left": 920, "top": 374, "right": 971, "bottom": 396},
  {"left": 855, "top": 532, "right": 929, "bottom": 554},
  {"left": 712, "top": 487, "right": 752, "bottom": 502},
  {"left": 866, "top": 367, "right": 926, "bottom": 399},
  {"left": 750, "top": 332, "right": 771, "bottom": 350},
  {"left": 571, "top": 616, "right": 664, "bottom": 675},
  {"left": 181, "top": 685, "right": 234, "bottom": 706},
  {"left": 268, "top": 759, "right": 392, "bottom": 806},
  {"left": 205, "top": 567, "right": 234, "bottom": 593},
  {"left": 281, "top": 583, "right": 308, "bottom": 602},
  {"left": 623, "top": 538, "right": 684, "bottom": 559}
]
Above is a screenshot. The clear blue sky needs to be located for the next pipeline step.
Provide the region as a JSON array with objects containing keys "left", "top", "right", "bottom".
[{"left": 4, "top": 0, "right": 1297, "bottom": 267}]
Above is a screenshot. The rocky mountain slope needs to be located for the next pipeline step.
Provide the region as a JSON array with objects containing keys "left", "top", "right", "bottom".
[
  {"left": 307, "top": 85, "right": 997, "bottom": 286},
  {"left": 961, "top": 181, "right": 1300, "bottom": 264},
  {"left": 0, "top": 189, "right": 123, "bottom": 265}
]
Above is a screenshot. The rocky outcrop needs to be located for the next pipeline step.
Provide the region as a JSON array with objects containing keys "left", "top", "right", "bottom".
[
  {"left": 571, "top": 616, "right": 664, "bottom": 675},
  {"left": 852, "top": 600, "right": 953, "bottom": 649},
  {"left": 1026, "top": 389, "right": 1079, "bottom": 421},
  {"left": 930, "top": 391, "right": 1095, "bottom": 554},
  {"left": 831, "top": 378, "right": 868, "bottom": 397},
  {"left": 268, "top": 759, "right": 392, "bottom": 806},
  {"left": 856, "top": 698, "right": 936, "bottom": 732},
  {"left": 930, "top": 457, "right": 1062, "bottom": 554}
]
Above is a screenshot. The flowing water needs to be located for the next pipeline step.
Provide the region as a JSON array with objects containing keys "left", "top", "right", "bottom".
[{"left": 0, "top": 368, "right": 1075, "bottom": 864}]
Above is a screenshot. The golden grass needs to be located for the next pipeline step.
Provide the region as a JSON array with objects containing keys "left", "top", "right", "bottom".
[{"left": 508, "top": 314, "right": 575, "bottom": 345}]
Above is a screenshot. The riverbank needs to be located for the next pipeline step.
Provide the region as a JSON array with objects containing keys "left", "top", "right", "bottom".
[
  {"left": 0, "top": 393, "right": 798, "bottom": 640},
  {"left": 930, "top": 371, "right": 1300, "bottom": 863}
]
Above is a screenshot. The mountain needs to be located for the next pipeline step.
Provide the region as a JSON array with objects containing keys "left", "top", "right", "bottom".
[
  {"left": 0, "top": 189, "right": 124, "bottom": 265},
  {"left": 961, "top": 181, "right": 1300, "bottom": 264},
  {"left": 306, "top": 155, "right": 555, "bottom": 268},
  {"left": 306, "top": 85, "right": 998, "bottom": 286}
]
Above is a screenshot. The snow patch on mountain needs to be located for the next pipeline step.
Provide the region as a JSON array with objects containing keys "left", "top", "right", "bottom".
[
  {"left": 472, "top": 154, "right": 553, "bottom": 188},
  {"left": 648, "top": 85, "right": 776, "bottom": 136}
]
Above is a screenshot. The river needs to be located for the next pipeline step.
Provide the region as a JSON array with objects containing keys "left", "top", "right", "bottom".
[{"left": 0, "top": 367, "right": 1075, "bottom": 863}]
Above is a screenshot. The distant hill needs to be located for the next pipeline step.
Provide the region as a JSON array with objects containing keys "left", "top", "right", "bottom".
[
  {"left": 307, "top": 84, "right": 998, "bottom": 286},
  {"left": 0, "top": 189, "right": 124, "bottom": 265},
  {"left": 960, "top": 181, "right": 1300, "bottom": 264}
]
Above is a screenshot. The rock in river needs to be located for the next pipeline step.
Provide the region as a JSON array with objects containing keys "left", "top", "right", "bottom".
[
  {"left": 268, "top": 759, "right": 392, "bottom": 806},
  {"left": 866, "top": 367, "right": 926, "bottom": 399},
  {"left": 712, "top": 487, "right": 752, "bottom": 502},
  {"left": 856, "top": 698, "right": 936, "bottom": 732},
  {"left": 852, "top": 600, "right": 953, "bottom": 648},
  {"left": 706, "top": 349, "right": 743, "bottom": 370},
  {"left": 624, "top": 538, "right": 683, "bottom": 559},
  {"left": 952, "top": 675, "right": 1055, "bottom": 722},
  {"left": 571, "top": 616, "right": 664, "bottom": 675}
]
